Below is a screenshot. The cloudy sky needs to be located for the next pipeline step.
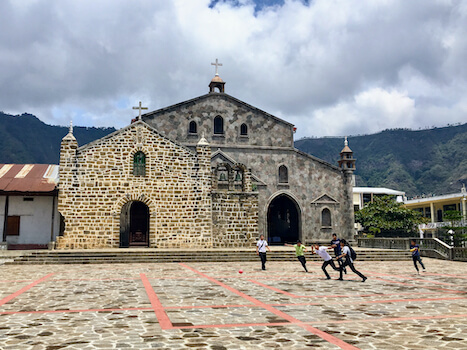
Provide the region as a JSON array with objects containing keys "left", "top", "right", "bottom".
[{"left": 1, "top": 0, "right": 466, "bottom": 138}]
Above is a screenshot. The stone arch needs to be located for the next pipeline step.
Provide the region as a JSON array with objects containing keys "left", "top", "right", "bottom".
[
  {"left": 321, "top": 207, "right": 332, "bottom": 227},
  {"left": 129, "top": 146, "right": 150, "bottom": 177},
  {"left": 240, "top": 123, "right": 248, "bottom": 136},
  {"left": 120, "top": 201, "right": 150, "bottom": 247},
  {"left": 112, "top": 193, "right": 156, "bottom": 248},
  {"left": 214, "top": 115, "right": 224, "bottom": 134},
  {"left": 278, "top": 164, "right": 288, "bottom": 183},
  {"left": 189, "top": 120, "right": 197, "bottom": 134},
  {"left": 266, "top": 191, "right": 302, "bottom": 245}
]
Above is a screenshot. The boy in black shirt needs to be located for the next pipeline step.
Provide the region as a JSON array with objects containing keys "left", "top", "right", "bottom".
[{"left": 331, "top": 233, "right": 346, "bottom": 274}]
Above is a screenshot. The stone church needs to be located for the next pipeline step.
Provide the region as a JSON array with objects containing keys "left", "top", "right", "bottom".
[{"left": 56, "top": 68, "right": 355, "bottom": 249}]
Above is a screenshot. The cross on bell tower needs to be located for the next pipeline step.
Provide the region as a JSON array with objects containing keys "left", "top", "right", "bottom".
[{"left": 209, "top": 58, "right": 226, "bottom": 93}]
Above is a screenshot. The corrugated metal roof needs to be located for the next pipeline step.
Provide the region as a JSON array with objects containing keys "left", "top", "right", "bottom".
[
  {"left": 353, "top": 187, "right": 406, "bottom": 196},
  {"left": 0, "top": 164, "right": 58, "bottom": 193}
]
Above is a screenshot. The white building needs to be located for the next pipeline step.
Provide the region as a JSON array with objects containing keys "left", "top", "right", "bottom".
[
  {"left": 0, "top": 164, "right": 60, "bottom": 250},
  {"left": 353, "top": 187, "right": 406, "bottom": 211},
  {"left": 404, "top": 185, "right": 467, "bottom": 236}
]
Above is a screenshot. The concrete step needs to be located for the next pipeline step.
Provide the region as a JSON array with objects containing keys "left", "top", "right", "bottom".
[{"left": 5, "top": 249, "right": 412, "bottom": 265}]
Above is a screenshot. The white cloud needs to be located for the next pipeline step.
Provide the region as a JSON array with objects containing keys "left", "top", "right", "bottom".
[{"left": 0, "top": 0, "right": 466, "bottom": 137}]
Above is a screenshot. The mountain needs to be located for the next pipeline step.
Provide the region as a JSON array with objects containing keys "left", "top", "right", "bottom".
[
  {"left": 294, "top": 124, "right": 467, "bottom": 197},
  {"left": 0, "top": 112, "right": 115, "bottom": 164},
  {"left": 1, "top": 111, "right": 466, "bottom": 197}
]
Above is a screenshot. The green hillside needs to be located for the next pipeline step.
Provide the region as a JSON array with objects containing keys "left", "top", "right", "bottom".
[
  {"left": 0, "top": 112, "right": 115, "bottom": 164},
  {"left": 1, "top": 111, "right": 465, "bottom": 197},
  {"left": 295, "top": 124, "right": 467, "bottom": 197}
]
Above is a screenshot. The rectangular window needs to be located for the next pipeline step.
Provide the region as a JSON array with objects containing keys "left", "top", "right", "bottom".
[
  {"left": 23, "top": 197, "right": 34, "bottom": 202},
  {"left": 443, "top": 204, "right": 457, "bottom": 212},
  {"left": 362, "top": 194, "right": 372, "bottom": 204},
  {"left": 6, "top": 216, "right": 20, "bottom": 236},
  {"left": 424, "top": 207, "right": 431, "bottom": 218}
]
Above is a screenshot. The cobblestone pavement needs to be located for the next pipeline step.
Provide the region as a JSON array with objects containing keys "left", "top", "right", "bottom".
[{"left": 0, "top": 258, "right": 466, "bottom": 349}]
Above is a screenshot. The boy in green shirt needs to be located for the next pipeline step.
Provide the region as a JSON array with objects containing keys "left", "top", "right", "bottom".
[{"left": 285, "top": 240, "right": 308, "bottom": 272}]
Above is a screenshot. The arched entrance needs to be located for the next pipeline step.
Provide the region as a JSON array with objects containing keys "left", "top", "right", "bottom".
[
  {"left": 267, "top": 194, "right": 300, "bottom": 245},
  {"left": 120, "top": 201, "right": 150, "bottom": 247}
]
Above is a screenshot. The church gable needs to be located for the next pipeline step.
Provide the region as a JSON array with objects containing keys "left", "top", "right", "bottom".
[
  {"left": 142, "top": 93, "right": 295, "bottom": 149},
  {"left": 311, "top": 194, "right": 340, "bottom": 205}
]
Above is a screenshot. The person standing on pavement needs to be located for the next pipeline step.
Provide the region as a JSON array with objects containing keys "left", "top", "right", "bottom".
[
  {"left": 285, "top": 240, "right": 309, "bottom": 272},
  {"left": 410, "top": 239, "right": 426, "bottom": 274},
  {"left": 311, "top": 244, "right": 338, "bottom": 279},
  {"left": 331, "top": 233, "right": 346, "bottom": 274},
  {"left": 256, "top": 234, "right": 271, "bottom": 270},
  {"left": 336, "top": 239, "right": 367, "bottom": 282}
]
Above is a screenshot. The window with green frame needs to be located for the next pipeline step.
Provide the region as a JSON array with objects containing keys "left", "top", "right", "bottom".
[{"left": 133, "top": 151, "right": 146, "bottom": 176}]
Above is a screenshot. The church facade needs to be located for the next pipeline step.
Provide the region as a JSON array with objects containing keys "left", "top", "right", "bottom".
[{"left": 56, "top": 73, "right": 355, "bottom": 249}]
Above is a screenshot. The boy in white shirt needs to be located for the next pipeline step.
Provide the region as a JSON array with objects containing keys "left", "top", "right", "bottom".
[
  {"left": 256, "top": 235, "right": 271, "bottom": 270},
  {"left": 336, "top": 239, "right": 367, "bottom": 282},
  {"left": 311, "top": 244, "right": 338, "bottom": 279}
]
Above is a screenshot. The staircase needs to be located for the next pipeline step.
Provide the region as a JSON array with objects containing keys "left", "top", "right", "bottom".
[{"left": 4, "top": 248, "right": 411, "bottom": 265}]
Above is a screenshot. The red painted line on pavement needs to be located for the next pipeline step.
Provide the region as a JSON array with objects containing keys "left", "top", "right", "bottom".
[
  {"left": 271, "top": 296, "right": 467, "bottom": 307},
  {"left": 164, "top": 303, "right": 256, "bottom": 310},
  {"left": 140, "top": 273, "right": 173, "bottom": 330},
  {"left": 423, "top": 273, "right": 467, "bottom": 279},
  {"left": 50, "top": 277, "right": 139, "bottom": 282},
  {"left": 179, "top": 263, "right": 360, "bottom": 350},
  {"left": 0, "top": 307, "right": 152, "bottom": 315},
  {"left": 372, "top": 277, "right": 464, "bottom": 293},
  {"left": 175, "top": 322, "right": 291, "bottom": 329},
  {"left": 2, "top": 295, "right": 464, "bottom": 316},
  {"left": 249, "top": 279, "right": 298, "bottom": 297},
  {"left": 0, "top": 273, "right": 54, "bottom": 307},
  {"left": 249, "top": 279, "right": 460, "bottom": 299},
  {"left": 309, "top": 313, "right": 467, "bottom": 325},
  {"left": 363, "top": 272, "right": 456, "bottom": 286}
]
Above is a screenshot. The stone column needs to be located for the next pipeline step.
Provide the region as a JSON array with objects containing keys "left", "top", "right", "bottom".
[
  {"left": 196, "top": 136, "right": 213, "bottom": 247},
  {"left": 56, "top": 126, "right": 78, "bottom": 249}
]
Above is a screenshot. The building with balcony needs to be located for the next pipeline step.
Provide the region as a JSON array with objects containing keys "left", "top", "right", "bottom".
[{"left": 404, "top": 185, "right": 467, "bottom": 236}]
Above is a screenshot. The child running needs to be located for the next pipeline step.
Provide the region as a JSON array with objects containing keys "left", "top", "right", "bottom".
[
  {"left": 285, "top": 240, "right": 308, "bottom": 272},
  {"left": 336, "top": 239, "right": 367, "bottom": 282},
  {"left": 410, "top": 239, "right": 426, "bottom": 274},
  {"left": 311, "top": 244, "right": 338, "bottom": 279},
  {"left": 256, "top": 234, "right": 271, "bottom": 271}
]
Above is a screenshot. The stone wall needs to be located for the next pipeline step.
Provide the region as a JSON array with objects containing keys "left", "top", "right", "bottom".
[
  {"left": 211, "top": 192, "right": 259, "bottom": 247},
  {"left": 56, "top": 121, "right": 213, "bottom": 249},
  {"left": 142, "top": 92, "right": 355, "bottom": 244},
  {"left": 220, "top": 147, "right": 354, "bottom": 242},
  {"left": 144, "top": 93, "right": 295, "bottom": 149}
]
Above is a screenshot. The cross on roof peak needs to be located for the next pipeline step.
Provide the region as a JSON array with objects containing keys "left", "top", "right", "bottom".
[
  {"left": 211, "top": 58, "right": 223, "bottom": 76},
  {"left": 132, "top": 101, "right": 148, "bottom": 120}
]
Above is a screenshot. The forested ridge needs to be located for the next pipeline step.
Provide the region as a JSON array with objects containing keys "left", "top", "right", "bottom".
[{"left": 1, "top": 111, "right": 466, "bottom": 197}]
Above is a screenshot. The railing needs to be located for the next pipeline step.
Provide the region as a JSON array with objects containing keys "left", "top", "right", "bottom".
[
  {"left": 419, "top": 220, "right": 467, "bottom": 230},
  {"left": 357, "top": 237, "right": 467, "bottom": 261}
]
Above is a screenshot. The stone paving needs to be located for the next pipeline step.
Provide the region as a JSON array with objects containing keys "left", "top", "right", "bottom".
[{"left": 0, "top": 258, "right": 466, "bottom": 349}]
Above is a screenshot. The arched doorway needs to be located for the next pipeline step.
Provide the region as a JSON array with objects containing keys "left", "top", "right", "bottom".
[
  {"left": 267, "top": 194, "right": 300, "bottom": 245},
  {"left": 120, "top": 201, "right": 150, "bottom": 247}
]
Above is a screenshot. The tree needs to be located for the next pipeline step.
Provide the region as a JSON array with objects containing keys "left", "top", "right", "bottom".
[
  {"left": 355, "top": 196, "right": 428, "bottom": 236},
  {"left": 441, "top": 210, "right": 467, "bottom": 247}
]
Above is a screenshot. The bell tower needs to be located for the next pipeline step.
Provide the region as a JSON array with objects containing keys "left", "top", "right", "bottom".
[
  {"left": 338, "top": 137, "right": 356, "bottom": 172},
  {"left": 209, "top": 58, "right": 225, "bottom": 93},
  {"left": 338, "top": 136, "right": 356, "bottom": 240}
]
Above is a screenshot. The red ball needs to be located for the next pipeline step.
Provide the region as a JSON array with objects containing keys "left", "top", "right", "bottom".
[{"left": 239, "top": 269, "right": 243, "bottom": 274}]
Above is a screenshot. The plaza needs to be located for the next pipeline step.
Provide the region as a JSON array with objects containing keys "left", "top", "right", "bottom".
[{"left": 0, "top": 257, "right": 466, "bottom": 349}]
